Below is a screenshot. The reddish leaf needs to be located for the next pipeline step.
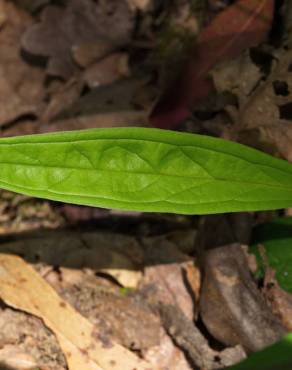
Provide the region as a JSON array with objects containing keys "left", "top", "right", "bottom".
[{"left": 150, "top": 0, "right": 274, "bottom": 129}]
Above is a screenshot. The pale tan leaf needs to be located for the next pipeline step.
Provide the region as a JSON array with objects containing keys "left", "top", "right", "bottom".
[
  {"left": 101, "top": 267, "right": 142, "bottom": 288},
  {"left": 0, "top": 254, "right": 157, "bottom": 370},
  {"left": 100, "top": 250, "right": 142, "bottom": 288},
  {"left": 56, "top": 333, "right": 103, "bottom": 370}
]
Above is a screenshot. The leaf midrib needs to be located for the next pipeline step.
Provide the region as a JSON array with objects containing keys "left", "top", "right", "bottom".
[
  {"left": 1, "top": 136, "right": 290, "bottom": 172},
  {"left": 0, "top": 160, "right": 291, "bottom": 192}
]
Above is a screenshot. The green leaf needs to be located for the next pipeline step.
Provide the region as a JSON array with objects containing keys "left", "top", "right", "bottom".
[
  {"left": 227, "top": 333, "right": 292, "bottom": 370},
  {"left": 0, "top": 127, "right": 292, "bottom": 214},
  {"left": 250, "top": 217, "right": 292, "bottom": 293}
]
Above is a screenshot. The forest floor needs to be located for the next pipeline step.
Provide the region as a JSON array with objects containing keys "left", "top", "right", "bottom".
[{"left": 0, "top": 0, "right": 291, "bottom": 369}]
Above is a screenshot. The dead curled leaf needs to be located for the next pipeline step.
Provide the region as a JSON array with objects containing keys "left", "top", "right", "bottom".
[
  {"left": 200, "top": 244, "right": 286, "bottom": 352},
  {"left": 22, "top": 0, "right": 134, "bottom": 78},
  {"left": 0, "top": 254, "right": 156, "bottom": 370},
  {"left": 211, "top": 51, "right": 263, "bottom": 106},
  {"left": 0, "top": 0, "right": 45, "bottom": 126},
  {"left": 226, "top": 48, "right": 292, "bottom": 162}
]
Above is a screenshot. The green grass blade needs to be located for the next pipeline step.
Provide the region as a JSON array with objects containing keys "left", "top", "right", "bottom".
[
  {"left": 0, "top": 127, "right": 291, "bottom": 214},
  {"left": 250, "top": 217, "right": 292, "bottom": 293},
  {"left": 227, "top": 333, "right": 292, "bottom": 370}
]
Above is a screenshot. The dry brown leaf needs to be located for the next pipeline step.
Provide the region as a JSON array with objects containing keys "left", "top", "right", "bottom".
[
  {"left": 56, "top": 333, "right": 103, "bottom": 370},
  {"left": 239, "top": 49, "right": 292, "bottom": 130},
  {"left": 127, "top": 0, "right": 152, "bottom": 11},
  {"left": 0, "top": 254, "right": 157, "bottom": 370},
  {"left": 22, "top": 0, "right": 134, "bottom": 78},
  {"left": 84, "top": 52, "right": 130, "bottom": 89},
  {"left": 72, "top": 40, "right": 115, "bottom": 68},
  {"left": 53, "top": 78, "right": 151, "bottom": 119},
  {"left": 0, "top": 0, "right": 45, "bottom": 126},
  {"left": 2, "top": 77, "right": 151, "bottom": 137},
  {"left": 211, "top": 51, "right": 263, "bottom": 106},
  {"left": 257, "top": 124, "right": 292, "bottom": 161},
  {"left": 221, "top": 48, "right": 292, "bottom": 161},
  {"left": 41, "top": 77, "right": 85, "bottom": 124}
]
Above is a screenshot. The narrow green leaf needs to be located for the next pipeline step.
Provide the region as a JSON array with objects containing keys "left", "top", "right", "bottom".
[
  {"left": 227, "top": 333, "right": 292, "bottom": 370},
  {"left": 250, "top": 217, "right": 292, "bottom": 293},
  {"left": 0, "top": 127, "right": 292, "bottom": 214}
]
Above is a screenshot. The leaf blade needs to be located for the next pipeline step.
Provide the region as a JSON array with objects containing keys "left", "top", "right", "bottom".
[
  {"left": 250, "top": 217, "right": 292, "bottom": 293},
  {"left": 227, "top": 333, "right": 292, "bottom": 370},
  {"left": 0, "top": 127, "right": 292, "bottom": 214}
]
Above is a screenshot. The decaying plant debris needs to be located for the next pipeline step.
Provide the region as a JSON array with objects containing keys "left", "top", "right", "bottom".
[{"left": 0, "top": 0, "right": 292, "bottom": 369}]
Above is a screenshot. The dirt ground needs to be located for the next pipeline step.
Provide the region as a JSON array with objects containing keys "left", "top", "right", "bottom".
[{"left": 0, "top": 0, "right": 291, "bottom": 369}]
